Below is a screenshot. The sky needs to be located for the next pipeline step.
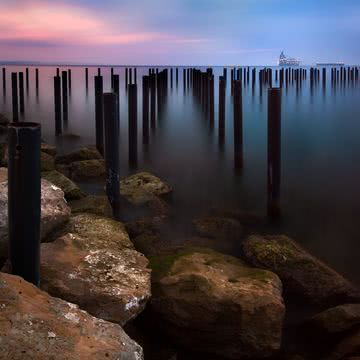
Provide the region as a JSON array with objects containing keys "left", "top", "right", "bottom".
[{"left": 0, "top": 0, "right": 359, "bottom": 65}]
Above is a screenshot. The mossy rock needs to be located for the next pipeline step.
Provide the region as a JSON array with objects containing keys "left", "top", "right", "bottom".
[
  {"left": 70, "top": 159, "right": 105, "bottom": 179},
  {"left": 55, "top": 146, "right": 102, "bottom": 165},
  {"left": 41, "top": 143, "right": 57, "bottom": 157},
  {"left": 149, "top": 247, "right": 285, "bottom": 359},
  {"left": 41, "top": 151, "right": 55, "bottom": 172},
  {"left": 69, "top": 195, "right": 112, "bottom": 217},
  {"left": 42, "top": 170, "right": 84, "bottom": 200},
  {"left": 243, "top": 234, "right": 360, "bottom": 307}
]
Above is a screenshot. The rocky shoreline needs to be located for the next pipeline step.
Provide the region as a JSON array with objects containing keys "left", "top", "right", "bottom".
[{"left": 0, "top": 114, "right": 360, "bottom": 359}]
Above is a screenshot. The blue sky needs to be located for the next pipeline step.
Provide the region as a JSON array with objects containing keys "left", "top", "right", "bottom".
[{"left": 0, "top": 0, "right": 359, "bottom": 65}]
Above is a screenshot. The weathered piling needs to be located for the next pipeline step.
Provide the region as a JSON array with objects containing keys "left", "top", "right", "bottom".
[
  {"left": 19, "top": 72, "right": 25, "bottom": 115},
  {"left": 113, "top": 74, "right": 120, "bottom": 103},
  {"left": 150, "top": 73, "right": 156, "bottom": 129},
  {"left": 56, "top": 68, "right": 60, "bottom": 76},
  {"left": 142, "top": 75, "right": 150, "bottom": 144},
  {"left": 129, "top": 68, "right": 132, "bottom": 85},
  {"left": 103, "top": 93, "right": 121, "bottom": 220},
  {"left": 170, "top": 68, "right": 173, "bottom": 88},
  {"left": 85, "top": 67, "right": 89, "bottom": 88},
  {"left": 8, "top": 122, "right": 41, "bottom": 286},
  {"left": 125, "top": 68, "right": 128, "bottom": 88},
  {"left": 54, "top": 75, "right": 62, "bottom": 135},
  {"left": 209, "top": 74, "right": 215, "bottom": 127},
  {"left": 11, "top": 73, "right": 18, "bottom": 122},
  {"left": 176, "top": 68, "right": 179, "bottom": 86},
  {"left": 95, "top": 75, "right": 104, "bottom": 154},
  {"left": 111, "top": 67, "right": 114, "bottom": 89},
  {"left": 25, "top": 67, "right": 29, "bottom": 91},
  {"left": 128, "top": 84, "right": 138, "bottom": 168},
  {"left": 233, "top": 80, "right": 243, "bottom": 169},
  {"left": 2, "top": 68, "right": 5, "bottom": 92},
  {"left": 61, "top": 71, "right": 68, "bottom": 122},
  {"left": 68, "top": 69, "right": 72, "bottom": 90},
  {"left": 134, "top": 68, "right": 137, "bottom": 84},
  {"left": 35, "top": 68, "right": 39, "bottom": 91},
  {"left": 219, "top": 76, "right": 226, "bottom": 145},
  {"left": 267, "top": 88, "right": 282, "bottom": 217},
  {"left": 97, "top": 68, "right": 101, "bottom": 76},
  {"left": 183, "top": 68, "right": 186, "bottom": 89}
]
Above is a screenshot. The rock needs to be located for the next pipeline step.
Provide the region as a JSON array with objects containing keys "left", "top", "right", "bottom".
[
  {"left": 120, "top": 172, "right": 172, "bottom": 206},
  {"left": 327, "top": 328, "right": 360, "bottom": 360},
  {"left": 192, "top": 216, "right": 244, "bottom": 240},
  {"left": 41, "top": 151, "right": 55, "bottom": 171},
  {"left": 0, "top": 167, "right": 7, "bottom": 182},
  {"left": 306, "top": 304, "right": 360, "bottom": 336},
  {"left": 132, "top": 232, "right": 166, "bottom": 257},
  {"left": 70, "top": 159, "right": 105, "bottom": 179},
  {"left": 243, "top": 235, "right": 360, "bottom": 307},
  {"left": 0, "top": 272, "right": 144, "bottom": 360},
  {"left": 40, "top": 213, "right": 151, "bottom": 326},
  {"left": 149, "top": 248, "right": 285, "bottom": 359},
  {"left": 0, "top": 143, "right": 7, "bottom": 166},
  {"left": 41, "top": 143, "right": 57, "bottom": 157},
  {"left": 125, "top": 215, "right": 167, "bottom": 238},
  {"left": 55, "top": 146, "right": 102, "bottom": 165},
  {"left": 0, "top": 179, "right": 71, "bottom": 258},
  {"left": 69, "top": 195, "right": 112, "bottom": 217},
  {"left": 42, "top": 170, "right": 84, "bottom": 200},
  {"left": 56, "top": 163, "right": 71, "bottom": 177}
]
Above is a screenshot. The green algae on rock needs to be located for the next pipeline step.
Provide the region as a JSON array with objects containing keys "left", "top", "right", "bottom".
[
  {"left": 55, "top": 146, "right": 102, "bottom": 165},
  {"left": 243, "top": 234, "right": 360, "bottom": 307},
  {"left": 40, "top": 213, "right": 151, "bottom": 326},
  {"left": 70, "top": 159, "right": 105, "bottom": 179},
  {"left": 69, "top": 195, "right": 112, "bottom": 217},
  {"left": 149, "top": 247, "right": 285, "bottom": 359}
]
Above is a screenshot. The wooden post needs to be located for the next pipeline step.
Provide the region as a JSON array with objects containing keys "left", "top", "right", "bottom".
[
  {"left": 54, "top": 76, "right": 62, "bottom": 135},
  {"left": 61, "top": 71, "right": 68, "bottom": 123},
  {"left": 233, "top": 80, "right": 243, "bottom": 169},
  {"left": 103, "top": 93, "right": 121, "bottom": 220},
  {"left": 219, "top": 76, "right": 225, "bottom": 145},
  {"left": 267, "top": 88, "right": 282, "bottom": 217},
  {"left": 94, "top": 75, "right": 104, "bottom": 154},
  {"left": 19, "top": 72, "right": 25, "bottom": 115},
  {"left": 11, "top": 73, "right": 18, "bottom": 122},
  {"left": 142, "top": 76, "right": 150, "bottom": 144},
  {"left": 128, "top": 84, "right": 138, "bottom": 168}
]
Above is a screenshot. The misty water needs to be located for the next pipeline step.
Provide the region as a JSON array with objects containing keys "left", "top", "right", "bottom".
[{"left": 1, "top": 65, "right": 359, "bottom": 285}]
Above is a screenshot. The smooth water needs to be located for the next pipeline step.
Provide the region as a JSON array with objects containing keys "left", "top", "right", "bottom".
[{"left": 1, "top": 65, "right": 360, "bottom": 283}]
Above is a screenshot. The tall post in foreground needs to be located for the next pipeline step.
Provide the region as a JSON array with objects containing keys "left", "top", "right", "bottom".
[
  {"left": 95, "top": 75, "right": 104, "bottom": 155},
  {"left": 128, "top": 84, "right": 138, "bottom": 168},
  {"left": 11, "top": 73, "right": 18, "bottom": 122},
  {"left": 8, "top": 122, "right": 41, "bottom": 286},
  {"left": 103, "top": 93, "right": 121, "bottom": 220},
  {"left": 54, "top": 76, "right": 62, "bottom": 135},
  {"left": 267, "top": 88, "right": 282, "bottom": 217}
]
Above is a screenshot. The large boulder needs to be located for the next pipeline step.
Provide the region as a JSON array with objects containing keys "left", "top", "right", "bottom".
[
  {"left": 41, "top": 151, "right": 55, "bottom": 172},
  {"left": 0, "top": 179, "right": 71, "bottom": 259},
  {"left": 55, "top": 146, "right": 102, "bottom": 165},
  {"left": 41, "top": 143, "right": 57, "bottom": 157},
  {"left": 40, "top": 213, "right": 151, "bottom": 326},
  {"left": 42, "top": 170, "right": 84, "bottom": 200},
  {"left": 70, "top": 159, "right": 105, "bottom": 179},
  {"left": 69, "top": 195, "right": 112, "bottom": 217},
  {"left": 0, "top": 272, "right": 144, "bottom": 360},
  {"left": 120, "top": 172, "right": 172, "bottom": 206},
  {"left": 149, "top": 248, "right": 285, "bottom": 359},
  {"left": 243, "top": 235, "right": 360, "bottom": 307},
  {"left": 306, "top": 304, "right": 360, "bottom": 336}
]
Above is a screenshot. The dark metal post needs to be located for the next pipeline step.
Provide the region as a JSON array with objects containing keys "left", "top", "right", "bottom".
[
  {"left": 267, "top": 88, "right": 282, "bottom": 217},
  {"left": 8, "top": 122, "right": 41, "bottom": 286},
  {"left": 219, "top": 76, "right": 225, "bottom": 145},
  {"left": 54, "top": 76, "right": 62, "bottom": 135},
  {"left": 233, "top": 80, "right": 243, "bottom": 169},
  {"left": 142, "top": 76, "right": 149, "bottom": 144},
  {"left": 68, "top": 69, "right": 72, "bottom": 90},
  {"left": 19, "top": 72, "right": 25, "bottom": 114},
  {"left": 61, "top": 71, "right": 68, "bottom": 123},
  {"left": 2, "top": 68, "right": 5, "bottom": 92},
  {"left": 85, "top": 67, "right": 89, "bottom": 88},
  {"left": 35, "top": 68, "right": 39, "bottom": 91},
  {"left": 95, "top": 75, "right": 104, "bottom": 154},
  {"left": 103, "top": 93, "right": 121, "bottom": 220},
  {"left": 11, "top": 73, "right": 18, "bottom": 122},
  {"left": 128, "top": 84, "right": 138, "bottom": 168},
  {"left": 25, "top": 68, "right": 29, "bottom": 91}
]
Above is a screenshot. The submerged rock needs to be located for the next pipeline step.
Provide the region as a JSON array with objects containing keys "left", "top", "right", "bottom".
[
  {"left": 306, "top": 304, "right": 360, "bottom": 336},
  {"left": 42, "top": 170, "right": 84, "bottom": 200},
  {"left": 0, "top": 272, "right": 144, "bottom": 360},
  {"left": 149, "top": 248, "right": 285, "bottom": 359},
  {"left": 55, "top": 146, "right": 102, "bottom": 165},
  {"left": 41, "top": 151, "right": 55, "bottom": 172},
  {"left": 120, "top": 172, "right": 172, "bottom": 206},
  {"left": 40, "top": 213, "right": 151, "bottom": 326},
  {"left": 41, "top": 143, "right": 57, "bottom": 157},
  {"left": 70, "top": 159, "right": 105, "bottom": 179},
  {"left": 0, "top": 179, "right": 71, "bottom": 258},
  {"left": 192, "top": 215, "right": 244, "bottom": 240},
  {"left": 243, "top": 234, "right": 360, "bottom": 307},
  {"left": 69, "top": 195, "right": 112, "bottom": 217}
]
